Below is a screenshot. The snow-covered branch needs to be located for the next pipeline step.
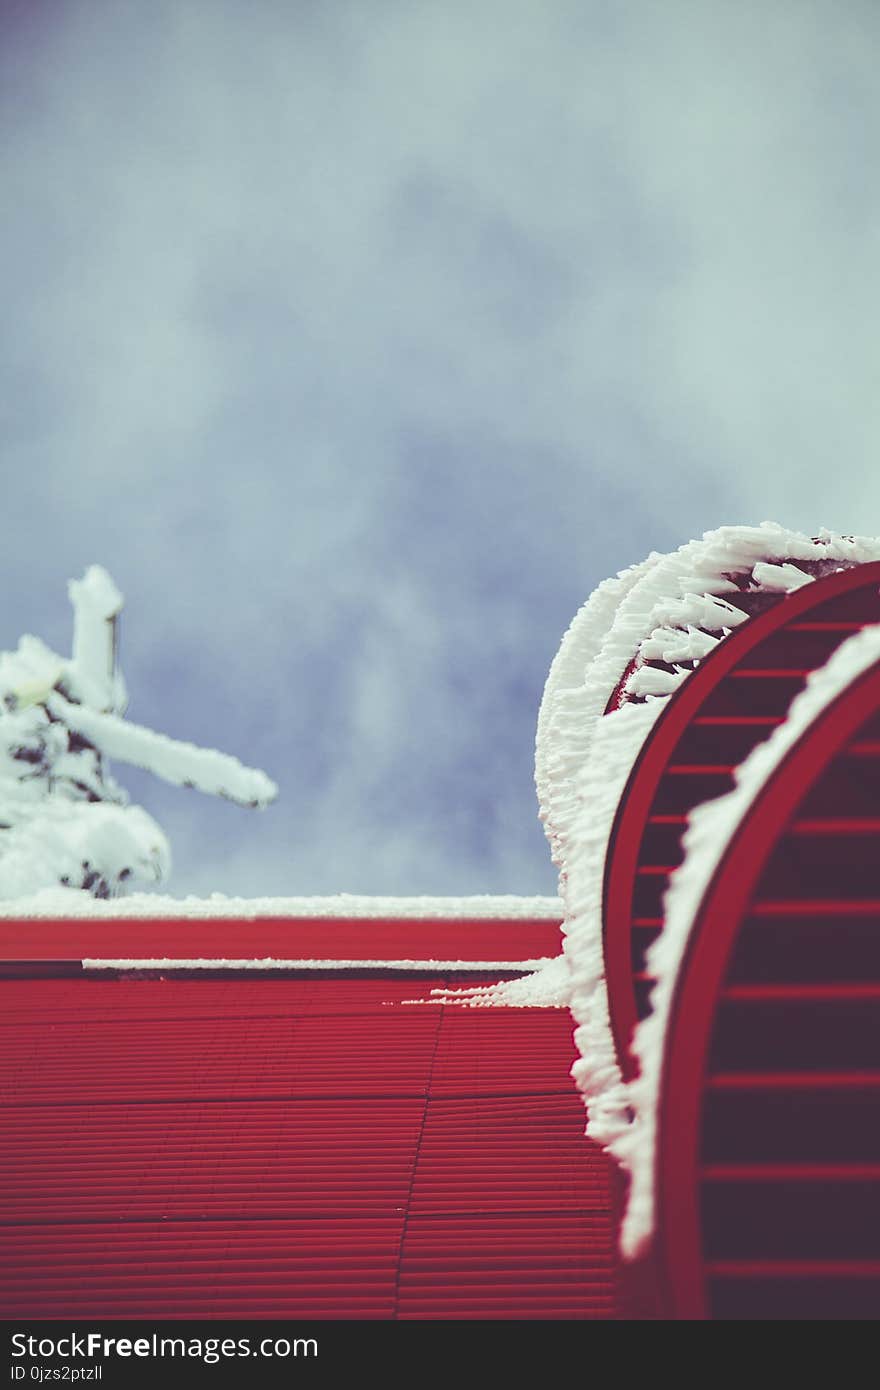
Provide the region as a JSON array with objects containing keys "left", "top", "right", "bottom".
[
  {"left": 46, "top": 693, "right": 277, "bottom": 808},
  {"left": 0, "top": 567, "right": 278, "bottom": 899}
]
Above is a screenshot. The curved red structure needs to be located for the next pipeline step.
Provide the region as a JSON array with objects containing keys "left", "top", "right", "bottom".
[
  {"left": 604, "top": 562, "right": 880, "bottom": 1076},
  {"left": 655, "top": 653, "right": 880, "bottom": 1318}
]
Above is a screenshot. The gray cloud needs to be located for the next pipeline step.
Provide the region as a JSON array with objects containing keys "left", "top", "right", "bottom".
[{"left": 1, "top": 0, "right": 877, "bottom": 895}]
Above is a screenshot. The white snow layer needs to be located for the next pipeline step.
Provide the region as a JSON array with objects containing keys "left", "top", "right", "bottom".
[
  {"left": 0, "top": 890, "right": 562, "bottom": 919},
  {"left": 617, "top": 622, "right": 880, "bottom": 1260},
  {"left": 532, "top": 524, "right": 880, "bottom": 1187},
  {"left": 83, "top": 955, "right": 555, "bottom": 972},
  {"left": 430, "top": 951, "right": 572, "bottom": 1007}
]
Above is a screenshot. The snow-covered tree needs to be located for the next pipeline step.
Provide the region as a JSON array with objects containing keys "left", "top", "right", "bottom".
[{"left": 0, "top": 566, "right": 277, "bottom": 899}]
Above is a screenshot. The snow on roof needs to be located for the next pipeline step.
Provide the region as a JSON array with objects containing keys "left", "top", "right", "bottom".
[
  {"left": 429, "top": 951, "right": 572, "bottom": 1007},
  {"left": 616, "top": 622, "right": 880, "bottom": 1260},
  {"left": 0, "top": 889, "right": 563, "bottom": 920},
  {"left": 82, "top": 955, "right": 556, "bottom": 973}
]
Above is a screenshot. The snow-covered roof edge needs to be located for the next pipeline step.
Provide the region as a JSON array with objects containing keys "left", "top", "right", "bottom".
[
  {"left": 615, "top": 622, "right": 880, "bottom": 1260},
  {"left": 0, "top": 889, "right": 563, "bottom": 920},
  {"left": 82, "top": 955, "right": 557, "bottom": 972}
]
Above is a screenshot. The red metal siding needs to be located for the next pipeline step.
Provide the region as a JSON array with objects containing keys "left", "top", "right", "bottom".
[
  {"left": 0, "top": 917, "right": 562, "bottom": 963},
  {"left": 1, "top": 963, "right": 614, "bottom": 1319}
]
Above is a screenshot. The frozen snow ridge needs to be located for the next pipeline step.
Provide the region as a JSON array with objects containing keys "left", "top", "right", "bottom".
[{"left": 532, "top": 523, "right": 880, "bottom": 1162}]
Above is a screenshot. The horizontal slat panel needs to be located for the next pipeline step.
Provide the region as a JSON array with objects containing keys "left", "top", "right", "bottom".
[
  {"left": 0, "top": 978, "right": 494, "bottom": 1028},
  {"left": 399, "top": 1211, "right": 615, "bottom": 1320},
  {"left": 0, "top": 917, "right": 562, "bottom": 963},
  {"left": 0, "top": 971, "right": 613, "bottom": 1319}
]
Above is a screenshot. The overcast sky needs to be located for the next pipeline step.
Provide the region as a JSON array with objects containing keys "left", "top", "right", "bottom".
[{"left": 1, "top": 0, "right": 878, "bottom": 898}]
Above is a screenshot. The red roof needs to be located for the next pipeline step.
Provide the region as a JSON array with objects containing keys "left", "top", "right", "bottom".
[{"left": 0, "top": 917, "right": 617, "bottom": 1320}]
